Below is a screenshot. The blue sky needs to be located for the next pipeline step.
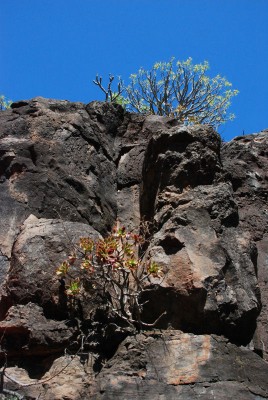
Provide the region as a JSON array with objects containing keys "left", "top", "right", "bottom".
[{"left": 1, "top": 0, "right": 267, "bottom": 141}]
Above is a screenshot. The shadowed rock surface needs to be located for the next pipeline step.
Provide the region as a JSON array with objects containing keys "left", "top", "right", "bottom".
[
  {"left": 90, "top": 331, "right": 268, "bottom": 400},
  {"left": 0, "top": 98, "right": 267, "bottom": 399},
  {"left": 222, "top": 131, "right": 268, "bottom": 360}
]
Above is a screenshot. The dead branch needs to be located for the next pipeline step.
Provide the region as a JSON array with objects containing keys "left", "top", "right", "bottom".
[{"left": 93, "top": 74, "right": 124, "bottom": 102}]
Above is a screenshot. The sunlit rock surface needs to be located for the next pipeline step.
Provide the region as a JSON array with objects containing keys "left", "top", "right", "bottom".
[{"left": 0, "top": 98, "right": 267, "bottom": 399}]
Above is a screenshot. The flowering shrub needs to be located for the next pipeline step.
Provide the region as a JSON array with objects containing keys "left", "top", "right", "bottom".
[{"left": 56, "top": 226, "right": 165, "bottom": 329}]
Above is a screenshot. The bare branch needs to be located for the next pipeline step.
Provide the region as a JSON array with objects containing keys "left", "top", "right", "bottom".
[{"left": 93, "top": 74, "right": 124, "bottom": 103}]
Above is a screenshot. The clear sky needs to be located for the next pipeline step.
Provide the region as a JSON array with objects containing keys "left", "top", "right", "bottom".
[{"left": 1, "top": 0, "right": 267, "bottom": 141}]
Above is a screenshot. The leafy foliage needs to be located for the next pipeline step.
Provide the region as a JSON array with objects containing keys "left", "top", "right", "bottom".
[
  {"left": 93, "top": 57, "right": 238, "bottom": 128},
  {"left": 0, "top": 95, "right": 12, "bottom": 111},
  {"left": 56, "top": 225, "right": 165, "bottom": 329}
]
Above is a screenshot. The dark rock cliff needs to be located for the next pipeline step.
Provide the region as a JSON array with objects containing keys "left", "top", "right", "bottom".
[{"left": 0, "top": 98, "right": 267, "bottom": 399}]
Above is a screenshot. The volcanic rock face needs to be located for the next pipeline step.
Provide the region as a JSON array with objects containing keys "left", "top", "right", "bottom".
[
  {"left": 222, "top": 132, "right": 268, "bottom": 360},
  {"left": 0, "top": 98, "right": 267, "bottom": 399},
  {"left": 90, "top": 332, "right": 268, "bottom": 400},
  {"left": 140, "top": 126, "right": 260, "bottom": 344}
]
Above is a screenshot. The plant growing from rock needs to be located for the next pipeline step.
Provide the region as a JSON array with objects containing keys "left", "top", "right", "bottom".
[
  {"left": 93, "top": 74, "right": 125, "bottom": 103},
  {"left": 56, "top": 225, "right": 165, "bottom": 330},
  {"left": 93, "top": 57, "right": 238, "bottom": 128},
  {"left": 0, "top": 95, "right": 12, "bottom": 111}
]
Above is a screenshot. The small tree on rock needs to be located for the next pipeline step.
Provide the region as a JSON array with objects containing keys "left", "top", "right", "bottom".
[{"left": 93, "top": 57, "right": 238, "bottom": 128}]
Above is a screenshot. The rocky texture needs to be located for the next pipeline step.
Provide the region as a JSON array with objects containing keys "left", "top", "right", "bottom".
[
  {"left": 3, "top": 356, "right": 94, "bottom": 400},
  {"left": 4, "top": 331, "right": 268, "bottom": 400},
  {"left": 0, "top": 303, "right": 74, "bottom": 357},
  {"left": 0, "top": 98, "right": 267, "bottom": 399},
  {"left": 140, "top": 126, "right": 260, "bottom": 344},
  {"left": 90, "top": 331, "right": 268, "bottom": 399},
  {"left": 222, "top": 131, "right": 268, "bottom": 360},
  {"left": 0, "top": 214, "right": 100, "bottom": 320}
]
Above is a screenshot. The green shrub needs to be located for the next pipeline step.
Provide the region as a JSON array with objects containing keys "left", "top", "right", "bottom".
[
  {"left": 93, "top": 57, "right": 238, "bottom": 128},
  {"left": 56, "top": 225, "right": 165, "bottom": 329}
]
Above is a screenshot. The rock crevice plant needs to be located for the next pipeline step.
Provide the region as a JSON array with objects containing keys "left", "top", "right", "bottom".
[{"left": 56, "top": 225, "right": 166, "bottom": 330}]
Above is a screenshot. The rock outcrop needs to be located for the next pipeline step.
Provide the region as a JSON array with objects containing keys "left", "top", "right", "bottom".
[
  {"left": 222, "top": 131, "right": 268, "bottom": 360},
  {"left": 0, "top": 98, "right": 267, "bottom": 399},
  {"left": 90, "top": 331, "right": 268, "bottom": 400}
]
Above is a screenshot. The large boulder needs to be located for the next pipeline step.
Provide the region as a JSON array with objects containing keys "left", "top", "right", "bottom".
[
  {"left": 0, "top": 215, "right": 100, "bottom": 320},
  {"left": 140, "top": 126, "right": 260, "bottom": 344},
  {"left": 0, "top": 98, "right": 122, "bottom": 240}
]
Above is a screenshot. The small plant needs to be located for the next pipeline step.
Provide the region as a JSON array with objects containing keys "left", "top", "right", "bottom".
[
  {"left": 0, "top": 95, "right": 12, "bottom": 111},
  {"left": 56, "top": 225, "right": 165, "bottom": 329}
]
